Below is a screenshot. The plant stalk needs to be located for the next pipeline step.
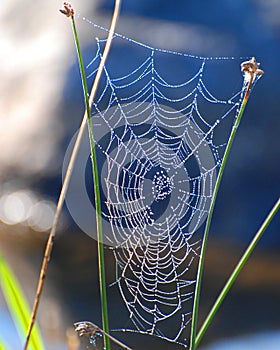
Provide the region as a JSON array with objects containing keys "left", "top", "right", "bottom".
[
  {"left": 189, "top": 64, "right": 258, "bottom": 350},
  {"left": 69, "top": 2, "right": 121, "bottom": 350},
  {"left": 24, "top": 2, "right": 121, "bottom": 349},
  {"left": 195, "top": 196, "right": 280, "bottom": 347}
]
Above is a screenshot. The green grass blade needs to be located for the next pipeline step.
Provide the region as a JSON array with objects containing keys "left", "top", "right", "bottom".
[
  {"left": 0, "top": 338, "right": 9, "bottom": 350},
  {"left": 70, "top": 15, "right": 110, "bottom": 350},
  {"left": 189, "top": 59, "right": 264, "bottom": 349},
  {"left": 0, "top": 253, "right": 44, "bottom": 350},
  {"left": 61, "top": 2, "right": 121, "bottom": 349},
  {"left": 195, "top": 196, "right": 280, "bottom": 347}
]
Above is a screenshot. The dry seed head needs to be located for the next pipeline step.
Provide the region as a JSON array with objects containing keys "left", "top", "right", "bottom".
[
  {"left": 74, "top": 321, "right": 100, "bottom": 337},
  {"left": 241, "top": 57, "right": 264, "bottom": 82},
  {"left": 59, "top": 2, "right": 74, "bottom": 18}
]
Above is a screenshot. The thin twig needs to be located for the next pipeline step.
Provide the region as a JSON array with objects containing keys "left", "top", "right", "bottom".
[
  {"left": 195, "top": 196, "right": 280, "bottom": 347},
  {"left": 189, "top": 57, "right": 264, "bottom": 350},
  {"left": 24, "top": 2, "right": 121, "bottom": 349}
]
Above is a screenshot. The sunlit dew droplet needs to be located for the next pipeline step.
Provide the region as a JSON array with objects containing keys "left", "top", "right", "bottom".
[
  {"left": 0, "top": 190, "right": 34, "bottom": 225},
  {"left": 28, "top": 200, "right": 56, "bottom": 232}
]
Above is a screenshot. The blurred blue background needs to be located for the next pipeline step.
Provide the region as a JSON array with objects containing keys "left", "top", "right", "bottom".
[
  {"left": 0, "top": 0, "right": 279, "bottom": 349},
  {"left": 88, "top": 0, "right": 280, "bottom": 247}
]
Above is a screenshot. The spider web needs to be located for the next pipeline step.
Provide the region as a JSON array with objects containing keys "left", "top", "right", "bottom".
[{"left": 70, "top": 18, "right": 260, "bottom": 347}]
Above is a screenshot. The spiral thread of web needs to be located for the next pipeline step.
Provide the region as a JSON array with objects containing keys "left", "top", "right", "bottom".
[{"left": 79, "top": 32, "right": 246, "bottom": 346}]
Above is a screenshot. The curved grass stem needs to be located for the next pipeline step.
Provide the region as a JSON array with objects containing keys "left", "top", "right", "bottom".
[
  {"left": 24, "top": 2, "right": 121, "bottom": 349},
  {"left": 189, "top": 60, "right": 262, "bottom": 350},
  {"left": 67, "top": 2, "right": 121, "bottom": 349},
  {"left": 195, "top": 196, "right": 280, "bottom": 347}
]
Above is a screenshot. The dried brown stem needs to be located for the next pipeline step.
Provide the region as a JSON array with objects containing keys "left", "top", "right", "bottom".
[{"left": 23, "top": 2, "right": 121, "bottom": 349}]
